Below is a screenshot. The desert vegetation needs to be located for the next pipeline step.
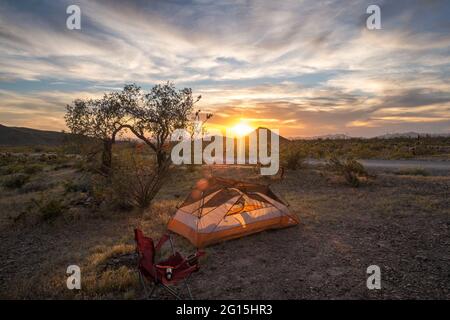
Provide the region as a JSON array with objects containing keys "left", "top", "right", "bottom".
[
  {"left": 0, "top": 152, "right": 449, "bottom": 299},
  {"left": 0, "top": 84, "right": 449, "bottom": 299},
  {"left": 325, "top": 156, "right": 372, "bottom": 187},
  {"left": 64, "top": 82, "right": 207, "bottom": 213},
  {"left": 286, "top": 137, "right": 450, "bottom": 160}
]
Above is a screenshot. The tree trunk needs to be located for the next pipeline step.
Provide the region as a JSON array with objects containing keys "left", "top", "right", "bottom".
[
  {"left": 156, "top": 150, "right": 167, "bottom": 169},
  {"left": 101, "top": 139, "right": 113, "bottom": 174}
]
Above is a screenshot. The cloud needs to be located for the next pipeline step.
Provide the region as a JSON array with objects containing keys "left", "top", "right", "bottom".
[
  {"left": 0, "top": 0, "right": 449, "bottom": 136},
  {"left": 0, "top": 88, "right": 102, "bottom": 130}
]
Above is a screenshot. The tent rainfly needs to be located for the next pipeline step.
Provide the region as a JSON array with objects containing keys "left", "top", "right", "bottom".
[{"left": 168, "top": 177, "right": 299, "bottom": 247}]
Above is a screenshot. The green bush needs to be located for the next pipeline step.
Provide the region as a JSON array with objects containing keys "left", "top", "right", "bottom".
[
  {"left": 0, "top": 163, "right": 43, "bottom": 176},
  {"left": 2, "top": 173, "right": 30, "bottom": 189},
  {"left": 23, "top": 164, "right": 44, "bottom": 175},
  {"left": 53, "top": 163, "right": 72, "bottom": 170},
  {"left": 64, "top": 178, "right": 91, "bottom": 193},
  {"left": 327, "top": 156, "right": 370, "bottom": 187},
  {"left": 0, "top": 164, "right": 24, "bottom": 175},
  {"left": 20, "top": 181, "right": 54, "bottom": 194},
  {"left": 284, "top": 136, "right": 450, "bottom": 160},
  {"left": 282, "top": 149, "right": 305, "bottom": 170},
  {"left": 35, "top": 198, "right": 65, "bottom": 221}
]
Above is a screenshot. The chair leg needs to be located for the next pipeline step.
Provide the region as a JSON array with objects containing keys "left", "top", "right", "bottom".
[
  {"left": 147, "top": 283, "right": 157, "bottom": 300},
  {"left": 184, "top": 280, "right": 193, "bottom": 300},
  {"left": 137, "top": 264, "right": 195, "bottom": 300},
  {"left": 145, "top": 279, "right": 194, "bottom": 300},
  {"left": 138, "top": 272, "right": 148, "bottom": 298},
  {"left": 183, "top": 273, "right": 193, "bottom": 300},
  {"left": 139, "top": 271, "right": 158, "bottom": 300},
  {"left": 162, "top": 284, "right": 182, "bottom": 300}
]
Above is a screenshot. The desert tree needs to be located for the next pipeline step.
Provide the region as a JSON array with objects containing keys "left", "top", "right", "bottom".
[
  {"left": 65, "top": 84, "right": 141, "bottom": 174},
  {"left": 123, "top": 82, "right": 201, "bottom": 169},
  {"left": 188, "top": 109, "right": 213, "bottom": 139},
  {"left": 64, "top": 82, "right": 205, "bottom": 209},
  {"left": 114, "top": 82, "right": 202, "bottom": 210}
]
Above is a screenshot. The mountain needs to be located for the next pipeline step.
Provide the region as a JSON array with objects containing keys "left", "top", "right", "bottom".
[
  {"left": 250, "top": 127, "right": 290, "bottom": 144},
  {"left": 290, "top": 132, "right": 450, "bottom": 140},
  {"left": 291, "top": 133, "right": 353, "bottom": 140},
  {"left": 376, "top": 132, "right": 421, "bottom": 139},
  {"left": 375, "top": 132, "right": 450, "bottom": 139},
  {"left": 0, "top": 124, "right": 67, "bottom": 146}
]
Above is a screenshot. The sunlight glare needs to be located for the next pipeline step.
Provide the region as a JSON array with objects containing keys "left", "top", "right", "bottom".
[{"left": 231, "top": 122, "right": 254, "bottom": 137}]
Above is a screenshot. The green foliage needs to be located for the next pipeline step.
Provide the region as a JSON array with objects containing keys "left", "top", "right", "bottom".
[
  {"left": 20, "top": 181, "right": 53, "bottom": 194},
  {"left": 23, "top": 164, "right": 44, "bottom": 175},
  {"left": 36, "top": 198, "right": 65, "bottom": 221},
  {"left": 64, "top": 177, "right": 91, "bottom": 193},
  {"left": 0, "top": 163, "right": 44, "bottom": 176},
  {"left": 286, "top": 136, "right": 450, "bottom": 160},
  {"left": 2, "top": 173, "right": 30, "bottom": 189},
  {"left": 65, "top": 82, "right": 199, "bottom": 173},
  {"left": 0, "top": 164, "right": 23, "bottom": 175},
  {"left": 327, "top": 156, "right": 370, "bottom": 187},
  {"left": 282, "top": 148, "right": 305, "bottom": 170}
]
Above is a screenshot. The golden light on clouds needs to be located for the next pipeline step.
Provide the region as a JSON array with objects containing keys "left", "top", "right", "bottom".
[{"left": 0, "top": 1, "right": 449, "bottom": 137}]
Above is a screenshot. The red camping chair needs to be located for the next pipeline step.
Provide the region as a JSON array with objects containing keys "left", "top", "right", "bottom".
[{"left": 134, "top": 228, "right": 205, "bottom": 299}]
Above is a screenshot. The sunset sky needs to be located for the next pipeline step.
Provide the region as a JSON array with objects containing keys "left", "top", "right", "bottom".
[{"left": 0, "top": 0, "right": 449, "bottom": 137}]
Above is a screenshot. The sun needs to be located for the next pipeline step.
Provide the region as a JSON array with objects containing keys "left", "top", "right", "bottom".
[{"left": 231, "top": 122, "right": 254, "bottom": 137}]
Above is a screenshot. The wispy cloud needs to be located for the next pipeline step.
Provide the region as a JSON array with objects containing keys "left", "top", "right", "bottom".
[{"left": 0, "top": 0, "right": 449, "bottom": 136}]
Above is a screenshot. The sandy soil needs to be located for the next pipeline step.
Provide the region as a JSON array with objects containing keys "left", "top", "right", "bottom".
[
  {"left": 190, "top": 167, "right": 450, "bottom": 299},
  {"left": 0, "top": 165, "right": 449, "bottom": 299}
]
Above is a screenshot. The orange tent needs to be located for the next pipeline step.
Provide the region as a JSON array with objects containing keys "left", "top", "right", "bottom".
[{"left": 167, "top": 177, "right": 299, "bottom": 247}]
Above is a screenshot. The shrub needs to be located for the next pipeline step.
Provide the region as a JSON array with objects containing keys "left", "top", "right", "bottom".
[
  {"left": 33, "top": 197, "right": 65, "bottom": 221},
  {"left": 0, "top": 153, "right": 14, "bottom": 167},
  {"left": 0, "top": 164, "right": 24, "bottom": 175},
  {"left": 53, "top": 163, "right": 72, "bottom": 170},
  {"left": 64, "top": 178, "right": 91, "bottom": 193},
  {"left": 327, "top": 156, "right": 370, "bottom": 187},
  {"left": 282, "top": 149, "right": 305, "bottom": 170},
  {"left": 2, "top": 173, "right": 30, "bottom": 189},
  {"left": 110, "top": 151, "right": 169, "bottom": 209},
  {"left": 0, "top": 163, "right": 43, "bottom": 176},
  {"left": 23, "top": 164, "right": 44, "bottom": 175},
  {"left": 20, "top": 181, "right": 53, "bottom": 193}
]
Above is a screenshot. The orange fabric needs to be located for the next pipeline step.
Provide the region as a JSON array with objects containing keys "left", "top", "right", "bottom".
[
  {"left": 168, "top": 176, "right": 298, "bottom": 248},
  {"left": 227, "top": 204, "right": 265, "bottom": 215},
  {"left": 168, "top": 215, "right": 298, "bottom": 248},
  {"left": 167, "top": 218, "right": 198, "bottom": 246}
]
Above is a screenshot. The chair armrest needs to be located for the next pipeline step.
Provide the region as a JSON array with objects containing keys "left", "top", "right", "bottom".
[
  {"left": 155, "top": 264, "right": 176, "bottom": 270},
  {"left": 155, "top": 234, "right": 175, "bottom": 255}
]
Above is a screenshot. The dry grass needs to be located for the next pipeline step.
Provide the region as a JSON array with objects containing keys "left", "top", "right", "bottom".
[
  {"left": 88, "top": 244, "right": 135, "bottom": 267},
  {"left": 0, "top": 153, "right": 449, "bottom": 299}
]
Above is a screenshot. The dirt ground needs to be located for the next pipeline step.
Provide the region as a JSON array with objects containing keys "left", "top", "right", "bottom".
[{"left": 0, "top": 164, "right": 449, "bottom": 299}]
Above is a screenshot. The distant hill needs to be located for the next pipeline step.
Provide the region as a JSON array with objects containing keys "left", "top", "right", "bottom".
[
  {"left": 0, "top": 124, "right": 67, "bottom": 146},
  {"left": 291, "top": 132, "right": 450, "bottom": 140},
  {"left": 375, "top": 132, "right": 450, "bottom": 139},
  {"left": 291, "top": 133, "right": 353, "bottom": 140},
  {"left": 312, "top": 133, "right": 352, "bottom": 140},
  {"left": 250, "top": 127, "right": 290, "bottom": 144}
]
